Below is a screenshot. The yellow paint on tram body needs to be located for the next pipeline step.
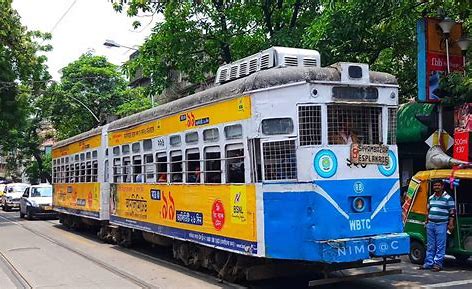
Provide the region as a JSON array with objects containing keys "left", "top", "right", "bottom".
[
  {"left": 52, "top": 134, "right": 101, "bottom": 159},
  {"left": 108, "top": 96, "right": 252, "bottom": 146},
  {"left": 53, "top": 183, "right": 101, "bottom": 213}
]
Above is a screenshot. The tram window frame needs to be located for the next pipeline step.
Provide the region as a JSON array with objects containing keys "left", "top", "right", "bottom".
[
  {"left": 86, "top": 151, "right": 91, "bottom": 160},
  {"left": 86, "top": 160, "right": 92, "bottom": 182},
  {"left": 92, "top": 150, "right": 98, "bottom": 159},
  {"left": 122, "top": 156, "right": 132, "bottom": 183},
  {"left": 327, "top": 105, "right": 382, "bottom": 145},
  {"left": 185, "top": 132, "right": 199, "bottom": 144},
  {"left": 132, "top": 142, "right": 141, "bottom": 153},
  {"left": 92, "top": 160, "right": 98, "bottom": 182},
  {"left": 388, "top": 107, "right": 397, "bottom": 145},
  {"left": 143, "top": 139, "right": 153, "bottom": 151},
  {"left": 156, "top": 152, "right": 168, "bottom": 183},
  {"left": 113, "top": 158, "right": 121, "bottom": 183},
  {"left": 80, "top": 160, "right": 86, "bottom": 183},
  {"left": 203, "top": 128, "right": 219, "bottom": 142},
  {"left": 186, "top": 148, "right": 201, "bottom": 183},
  {"left": 75, "top": 154, "right": 79, "bottom": 162},
  {"left": 224, "top": 124, "right": 243, "bottom": 139},
  {"left": 298, "top": 105, "right": 322, "bottom": 146},
  {"left": 261, "top": 118, "right": 294, "bottom": 135},
  {"left": 170, "top": 135, "right": 181, "bottom": 147},
  {"left": 75, "top": 162, "right": 80, "bottom": 183},
  {"left": 69, "top": 159, "right": 75, "bottom": 183},
  {"left": 170, "top": 150, "right": 183, "bottom": 183},
  {"left": 204, "top": 146, "right": 222, "bottom": 184},
  {"left": 122, "top": 144, "right": 130, "bottom": 155},
  {"left": 226, "top": 143, "right": 245, "bottom": 183},
  {"left": 132, "top": 155, "right": 143, "bottom": 183},
  {"left": 64, "top": 164, "right": 69, "bottom": 184},
  {"left": 144, "top": 153, "right": 155, "bottom": 183}
]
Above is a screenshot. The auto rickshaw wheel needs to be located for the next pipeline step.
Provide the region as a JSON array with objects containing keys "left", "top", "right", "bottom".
[
  {"left": 454, "top": 254, "right": 469, "bottom": 264},
  {"left": 409, "top": 240, "right": 426, "bottom": 264}
]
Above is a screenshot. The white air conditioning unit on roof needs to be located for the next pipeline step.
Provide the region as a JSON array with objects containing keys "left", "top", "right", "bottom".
[{"left": 215, "top": 47, "right": 321, "bottom": 85}]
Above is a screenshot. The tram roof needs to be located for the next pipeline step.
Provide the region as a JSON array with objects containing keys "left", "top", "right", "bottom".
[{"left": 54, "top": 64, "right": 396, "bottom": 149}]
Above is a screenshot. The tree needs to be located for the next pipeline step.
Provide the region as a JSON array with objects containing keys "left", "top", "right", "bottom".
[{"left": 40, "top": 53, "right": 148, "bottom": 139}]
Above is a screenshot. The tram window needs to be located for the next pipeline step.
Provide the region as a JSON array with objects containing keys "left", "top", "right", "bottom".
[
  {"left": 170, "top": 151, "right": 183, "bottom": 183},
  {"left": 186, "top": 149, "right": 201, "bottom": 183},
  {"left": 133, "top": 155, "right": 143, "bottom": 183},
  {"left": 75, "top": 154, "right": 79, "bottom": 162},
  {"left": 104, "top": 160, "right": 109, "bottom": 182},
  {"left": 262, "top": 118, "right": 294, "bottom": 135},
  {"left": 92, "top": 160, "right": 98, "bottom": 182},
  {"left": 144, "top": 154, "right": 155, "bottom": 182},
  {"left": 113, "top": 158, "right": 121, "bottom": 183},
  {"left": 75, "top": 163, "right": 80, "bottom": 183},
  {"left": 328, "top": 105, "right": 382, "bottom": 145},
  {"left": 92, "top": 150, "right": 98, "bottom": 159},
  {"left": 65, "top": 165, "right": 69, "bottom": 184},
  {"left": 226, "top": 144, "right": 245, "bottom": 183},
  {"left": 170, "top": 135, "right": 181, "bottom": 147},
  {"left": 204, "top": 146, "right": 221, "bottom": 183},
  {"left": 86, "top": 152, "right": 91, "bottom": 160},
  {"left": 122, "top": 156, "right": 131, "bottom": 183},
  {"left": 143, "top": 139, "right": 152, "bottom": 151},
  {"left": 80, "top": 162, "right": 86, "bottom": 182},
  {"left": 156, "top": 153, "right": 167, "bottom": 183},
  {"left": 388, "top": 108, "right": 397, "bottom": 145},
  {"left": 185, "top": 132, "right": 199, "bottom": 144},
  {"left": 203, "top": 128, "right": 219, "bottom": 142},
  {"left": 86, "top": 161, "right": 92, "bottom": 182},
  {"left": 225, "top": 124, "right": 243, "bottom": 139},
  {"left": 122, "top": 145, "right": 130, "bottom": 155},
  {"left": 69, "top": 163, "right": 75, "bottom": 183},
  {"left": 263, "top": 140, "right": 297, "bottom": 181},
  {"left": 58, "top": 165, "right": 62, "bottom": 183},
  {"left": 113, "top": 146, "right": 120, "bottom": 156},
  {"left": 298, "top": 106, "right": 321, "bottom": 146},
  {"left": 132, "top": 142, "right": 141, "bottom": 153},
  {"left": 80, "top": 153, "right": 85, "bottom": 161}
]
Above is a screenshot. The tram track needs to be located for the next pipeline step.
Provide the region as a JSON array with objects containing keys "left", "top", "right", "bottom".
[
  {"left": 0, "top": 214, "right": 156, "bottom": 289},
  {"left": 1, "top": 213, "right": 247, "bottom": 289},
  {"left": 0, "top": 249, "right": 32, "bottom": 289}
]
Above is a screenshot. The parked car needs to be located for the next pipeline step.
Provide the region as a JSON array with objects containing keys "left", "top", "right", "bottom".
[
  {"left": 1, "top": 183, "right": 29, "bottom": 211},
  {"left": 19, "top": 184, "right": 56, "bottom": 219}
]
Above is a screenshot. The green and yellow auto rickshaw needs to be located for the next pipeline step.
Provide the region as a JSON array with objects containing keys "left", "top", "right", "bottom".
[{"left": 403, "top": 169, "right": 472, "bottom": 264}]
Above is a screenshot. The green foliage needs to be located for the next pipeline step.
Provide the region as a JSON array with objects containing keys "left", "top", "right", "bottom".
[
  {"left": 25, "top": 153, "right": 52, "bottom": 184},
  {"left": 40, "top": 53, "right": 148, "bottom": 139},
  {"left": 116, "top": 87, "right": 152, "bottom": 117}
]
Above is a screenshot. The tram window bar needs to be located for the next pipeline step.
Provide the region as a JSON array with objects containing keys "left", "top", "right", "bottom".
[
  {"left": 144, "top": 153, "right": 155, "bottom": 182},
  {"left": 65, "top": 165, "right": 69, "bottom": 184},
  {"left": 92, "top": 160, "right": 98, "bottom": 182},
  {"left": 75, "top": 163, "right": 80, "bottom": 183},
  {"left": 170, "top": 151, "right": 183, "bottom": 183},
  {"left": 327, "top": 105, "right": 382, "bottom": 145},
  {"left": 226, "top": 144, "right": 245, "bottom": 183},
  {"left": 263, "top": 140, "right": 297, "bottom": 181},
  {"left": 86, "top": 161, "right": 92, "bottom": 182},
  {"left": 80, "top": 162, "right": 86, "bottom": 182},
  {"left": 298, "top": 105, "right": 321, "bottom": 146},
  {"left": 388, "top": 108, "right": 397, "bottom": 145},
  {"left": 204, "top": 147, "right": 221, "bottom": 183},
  {"left": 122, "top": 156, "right": 132, "bottom": 183},
  {"left": 132, "top": 155, "right": 143, "bottom": 183},
  {"left": 186, "top": 149, "right": 201, "bottom": 183},
  {"left": 156, "top": 153, "right": 168, "bottom": 183}
]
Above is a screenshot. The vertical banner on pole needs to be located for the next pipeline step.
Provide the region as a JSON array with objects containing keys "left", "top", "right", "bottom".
[{"left": 417, "top": 17, "right": 464, "bottom": 103}]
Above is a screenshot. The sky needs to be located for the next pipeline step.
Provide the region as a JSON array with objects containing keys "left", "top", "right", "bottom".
[{"left": 12, "top": 0, "right": 159, "bottom": 80}]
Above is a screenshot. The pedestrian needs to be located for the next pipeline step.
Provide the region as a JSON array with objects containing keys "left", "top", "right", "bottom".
[{"left": 418, "top": 179, "right": 455, "bottom": 272}]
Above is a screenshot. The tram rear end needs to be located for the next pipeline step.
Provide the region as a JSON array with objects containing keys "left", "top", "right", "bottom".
[{"left": 256, "top": 63, "right": 408, "bottom": 282}]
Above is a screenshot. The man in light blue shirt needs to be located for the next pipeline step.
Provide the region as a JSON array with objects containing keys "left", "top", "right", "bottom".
[{"left": 419, "top": 179, "right": 455, "bottom": 272}]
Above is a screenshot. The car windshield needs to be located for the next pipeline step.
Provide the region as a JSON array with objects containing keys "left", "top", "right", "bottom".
[{"left": 31, "top": 187, "right": 52, "bottom": 197}]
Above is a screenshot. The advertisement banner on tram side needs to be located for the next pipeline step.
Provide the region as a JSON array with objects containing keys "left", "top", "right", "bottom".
[
  {"left": 108, "top": 96, "right": 252, "bottom": 146},
  {"left": 52, "top": 134, "right": 101, "bottom": 158},
  {"left": 53, "top": 183, "right": 101, "bottom": 217},
  {"left": 109, "top": 184, "right": 257, "bottom": 244}
]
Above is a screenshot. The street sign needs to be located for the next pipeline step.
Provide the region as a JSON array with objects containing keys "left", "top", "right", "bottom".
[{"left": 425, "top": 130, "right": 453, "bottom": 150}]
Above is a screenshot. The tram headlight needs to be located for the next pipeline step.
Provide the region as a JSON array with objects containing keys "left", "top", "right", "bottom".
[{"left": 352, "top": 197, "right": 366, "bottom": 213}]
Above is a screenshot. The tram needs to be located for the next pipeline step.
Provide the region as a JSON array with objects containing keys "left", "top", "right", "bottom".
[{"left": 51, "top": 47, "right": 409, "bottom": 283}]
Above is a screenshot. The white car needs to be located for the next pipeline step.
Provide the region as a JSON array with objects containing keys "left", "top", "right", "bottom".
[
  {"left": 1, "top": 183, "right": 29, "bottom": 211},
  {"left": 19, "top": 184, "right": 56, "bottom": 219}
]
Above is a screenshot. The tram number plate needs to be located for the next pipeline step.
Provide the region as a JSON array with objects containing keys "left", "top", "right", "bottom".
[{"left": 350, "top": 144, "right": 389, "bottom": 165}]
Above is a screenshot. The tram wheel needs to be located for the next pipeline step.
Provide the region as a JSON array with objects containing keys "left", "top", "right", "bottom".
[{"left": 409, "top": 240, "right": 426, "bottom": 265}]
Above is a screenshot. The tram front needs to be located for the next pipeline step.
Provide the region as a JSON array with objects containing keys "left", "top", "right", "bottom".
[{"left": 259, "top": 62, "right": 409, "bottom": 265}]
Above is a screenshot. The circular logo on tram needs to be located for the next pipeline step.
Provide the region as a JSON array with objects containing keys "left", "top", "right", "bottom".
[
  {"left": 378, "top": 150, "right": 397, "bottom": 177},
  {"left": 353, "top": 181, "right": 364, "bottom": 193},
  {"left": 211, "top": 200, "right": 225, "bottom": 231},
  {"left": 314, "top": 150, "right": 337, "bottom": 178}
]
